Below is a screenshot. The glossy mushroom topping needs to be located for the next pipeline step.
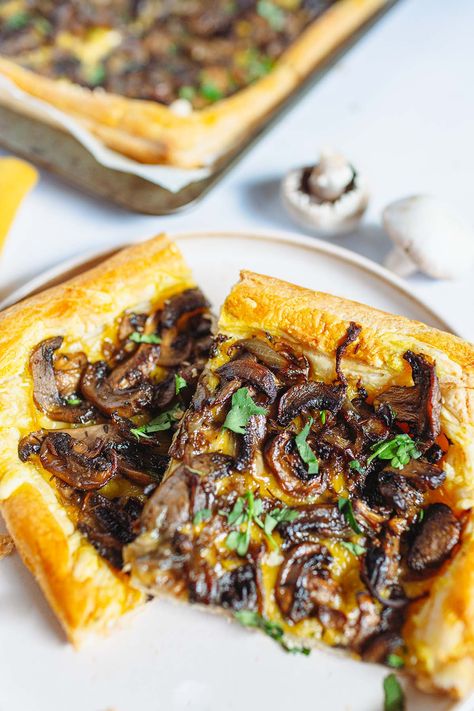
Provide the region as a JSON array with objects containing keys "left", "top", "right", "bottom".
[
  {"left": 18, "top": 287, "right": 212, "bottom": 568},
  {"left": 126, "top": 329, "right": 462, "bottom": 664}
]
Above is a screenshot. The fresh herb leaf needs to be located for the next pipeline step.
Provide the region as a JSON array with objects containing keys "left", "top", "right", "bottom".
[
  {"left": 5, "top": 12, "right": 30, "bottom": 30},
  {"left": 65, "top": 396, "right": 82, "bottom": 406},
  {"left": 85, "top": 63, "right": 106, "bottom": 86},
  {"left": 341, "top": 541, "right": 366, "bottom": 556},
  {"left": 179, "top": 85, "right": 196, "bottom": 101},
  {"left": 175, "top": 373, "right": 187, "bottom": 394},
  {"left": 417, "top": 509, "right": 425, "bottom": 523},
  {"left": 200, "top": 82, "right": 224, "bottom": 102},
  {"left": 256, "top": 0, "right": 285, "bottom": 31},
  {"left": 193, "top": 508, "right": 212, "bottom": 525},
  {"left": 33, "top": 17, "right": 51, "bottom": 35},
  {"left": 349, "top": 459, "right": 365, "bottom": 474},
  {"left": 338, "top": 497, "right": 362, "bottom": 534},
  {"left": 295, "top": 417, "right": 319, "bottom": 474},
  {"left": 387, "top": 654, "right": 405, "bottom": 669},
  {"left": 130, "top": 405, "right": 181, "bottom": 440},
  {"left": 235, "top": 610, "right": 310, "bottom": 655},
  {"left": 129, "top": 331, "right": 161, "bottom": 344},
  {"left": 223, "top": 492, "right": 296, "bottom": 555},
  {"left": 241, "top": 48, "right": 274, "bottom": 81},
  {"left": 367, "top": 434, "right": 421, "bottom": 470},
  {"left": 383, "top": 673, "right": 405, "bottom": 711},
  {"left": 223, "top": 387, "right": 267, "bottom": 435},
  {"left": 320, "top": 410, "right": 327, "bottom": 425}
]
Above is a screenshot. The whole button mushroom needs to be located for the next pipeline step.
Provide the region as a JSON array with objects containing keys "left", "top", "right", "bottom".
[
  {"left": 383, "top": 195, "right": 474, "bottom": 279},
  {"left": 281, "top": 149, "right": 369, "bottom": 236}
]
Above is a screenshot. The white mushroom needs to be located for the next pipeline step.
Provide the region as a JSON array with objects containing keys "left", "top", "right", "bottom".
[
  {"left": 281, "top": 149, "right": 369, "bottom": 236},
  {"left": 383, "top": 196, "right": 474, "bottom": 279}
]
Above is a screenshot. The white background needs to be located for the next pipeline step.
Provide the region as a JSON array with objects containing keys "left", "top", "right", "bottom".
[{"left": 1, "top": 0, "right": 474, "bottom": 340}]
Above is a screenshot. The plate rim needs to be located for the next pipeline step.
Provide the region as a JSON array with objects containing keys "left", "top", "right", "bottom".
[{"left": 0, "top": 228, "right": 457, "bottom": 337}]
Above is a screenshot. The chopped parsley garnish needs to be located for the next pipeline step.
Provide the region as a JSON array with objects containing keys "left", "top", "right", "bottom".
[
  {"left": 320, "top": 410, "right": 327, "bottom": 425},
  {"left": 383, "top": 673, "right": 405, "bottom": 711},
  {"left": 179, "top": 85, "right": 196, "bottom": 101},
  {"left": 338, "top": 497, "right": 362, "bottom": 534},
  {"left": 367, "top": 434, "right": 421, "bottom": 470},
  {"left": 85, "top": 63, "right": 106, "bottom": 86},
  {"left": 349, "top": 459, "right": 364, "bottom": 474},
  {"left": 130, "top": 405, "right": 181, "bottom": 440},
  {"left": 199, "top": 82, "right": 224, "bottom": 102},
  {"left": 5, "top": 12, "right": 30, "bottom": 30},
  {"left": 417, "top": 509, "right": 425, "bottom": 523},
  {"left": 223, "top": 491, "right": 298, "bottom": 555},
  {"left": 386, "top": 654, "right": 405, "bottom": 669},
  {"left": 295, "top": 417, "right": 319, "bottom": 474},
  {"left": 175, "top": 373, "right": 187, "bottom": 394},
  {"left": 256, "top": 0, "right": 285, "bottom": 31},
  {"left": 223, "top": 387, "right": 267, "bottom": 435},
  {"left": 341, "top": 541, "right": 366, "bottom": 557},
  {"left": 241, "top": 48, "right": 274, "bottom": 82},
  {"left": 193, "top": 508, "right": 212, "bottom": 525},
  {"left": 129, "top": 331, "right": 161, "bottom": 344},
  {"left": 234, "top": 610, "right": 310, "bottom": 655},
  {"left": 65, "top": 396, "right": 82, "bottom": 406}
]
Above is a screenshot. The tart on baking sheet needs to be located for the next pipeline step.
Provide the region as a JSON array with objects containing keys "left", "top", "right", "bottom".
[
  {"left": 126, "top": 270, "right": 474, "bottom": 700},
  {"left": 0, "top": 0, "right": 387, "bottom": 167},
  {"left": 0, "top": 234, "right": 213, "bottom": 644}
]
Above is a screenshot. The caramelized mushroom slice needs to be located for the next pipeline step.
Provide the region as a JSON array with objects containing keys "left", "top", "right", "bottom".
[
  {"left": 234, "top": 338, "right": 289, "bottom": 370},
  {"left": 54, "top": 351, "right": 88, "bottom": 398},
  {"left": 278, "top": 504, "right": 349, "bottom": 547},
  {"left": 161, "top": 288, "right": 209, "bottom": 330},
  {"left": 18, "top": 429, "right": 47, "bottom": 461},
  {"left": 362, "top": 529, "right": 407, "bottom": 608},
  {"left": 373, "top": 351, "right": 441, "bottom": 443},
  {"left": 407, "top": 503, "right": 461, "bottom": 573},
  {"left": 39, "top": 431, "right": 117, "bottom": 490},
  {"left": 156, "top": 329, "right": 193, "bottom": 367},
  {"left": 235, "top": 414, "right": 266, "bottom": 472},
  {"left": 277, "top": 381, "right": 345, "bottom": 426},
  {"left": 217, "top": 356, "right": 278, "bottom": 402},
  {"left": 265, "top": 430, "right": 327, "bottom": 499},
  {"left": 276, "top": 542, "right": 337, "bottom": 622},
  {"left": 384, "top": 457, "right": 446, "bottom": 491},
  {"left": 30, "top": 337, "right": 95, "bottom": 423},
  {"left": 81, "top": 361, "right": 154, "bottom": 417}
]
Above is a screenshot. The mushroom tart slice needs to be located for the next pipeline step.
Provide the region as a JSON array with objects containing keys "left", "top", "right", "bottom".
[
  {"left": 0, "top": 235, "right": 214, "bottom": 645},
  {"left": 126, "top": 271, "right": 474, "bottom": 703}
]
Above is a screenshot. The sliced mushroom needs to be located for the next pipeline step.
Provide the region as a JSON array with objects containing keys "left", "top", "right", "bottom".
[
  {"left": 384, "top": 457, "right": 446, "bottom": 492},
  {"left": 362, "top": 631, "right": 403, "bottom": 664},
  {"left": 78, "top": 493, "right": 142, "bottom": 569},
  {"left": 277, "top": 380, "right": 345, "bottom": 426},
  {"left": 278, "top": 504, "right": 349, "bottom": 547},
  {"left": 29, "top": 337, "right": 95, "bottom": 423},
  {"left": 362, "top": 531, "right": 407, "bottom": 608},
  {"left": 81, "top": 360, "right": 154, "bottom": 417},
  {"left": 161, "top": 288, "right": 209, "bottom": 330},
  {"left": 39, "top": 431, "right": 117, "bottom": 490},
  {"left": 18, "top": 429, "right": 47, "bottom": 461},
  {"left": 157, "top": 329, "right": 193, "bottom": 367},
  {"left": 54, "top": 351, "right": 88, "bottom": 398},
  {"left": 265, "top": 430, "right": 327, "bottom": 499},
  {"left": 217, "top": 356, "right": 278, "bottom": 402},
  {"left": 235, "top": 414, "right": 266, "bottom": 472},
  {"left": 407, "top": 503, "right": 461, "bottom": 573},
  {"left": 373, "top": 351, "right": 441, "bottom": 443},
  {"left": 375, "top": 470, "right": 424, "bottom": 519},
  {"left": 233, "top": 337, "right": 289, "bottom": 370},
  {"left": 276, "top": 542, "right": 337, "bottom": 622}
]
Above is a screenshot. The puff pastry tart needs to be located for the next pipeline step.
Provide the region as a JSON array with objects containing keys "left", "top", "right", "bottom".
[
  {"left": 0, "top": 0, "right": 387, "bottom": 168},
  {"left": 126, "top": 271, "right": 474, "bottom": 700},
  {"left": 0, "top": 234, "right": 213, "bottom": 645}
]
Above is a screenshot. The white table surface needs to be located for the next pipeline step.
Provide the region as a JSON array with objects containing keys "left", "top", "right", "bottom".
[{"left": 1, "top": 0, "right": 473, "bottom": 338}]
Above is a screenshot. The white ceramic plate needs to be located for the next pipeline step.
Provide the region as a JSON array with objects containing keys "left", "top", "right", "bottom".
[{"left": 0, "top": 231, "right": 470, "bottom": 711}]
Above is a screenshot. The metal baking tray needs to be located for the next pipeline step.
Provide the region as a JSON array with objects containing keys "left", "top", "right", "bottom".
[{"left": 0, "top": 2, "right": 397, "bottom": 215}]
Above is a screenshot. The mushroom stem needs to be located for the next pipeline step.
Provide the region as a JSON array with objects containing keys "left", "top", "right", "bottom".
[{"left": 384, "top": 246, "right": 418, "bottom": 277}]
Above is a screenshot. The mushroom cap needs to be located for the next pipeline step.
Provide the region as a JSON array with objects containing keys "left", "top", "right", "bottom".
[
  {"left": 281, "top": 167, "right": 369, "bottom": 237},
  {"left": 383, "top": 195, "right": 474, "bottom": 279}
]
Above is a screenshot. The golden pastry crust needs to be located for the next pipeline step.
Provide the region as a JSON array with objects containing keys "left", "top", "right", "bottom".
[
  {"left": 0, "top": 234, "right": 196, "bottom": 645},
  {"left": 220, "top": 271, "right": 474, "bottom": 698},
  {"left": 0, "top": 0, "right": 387, "bottom": 168}
]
